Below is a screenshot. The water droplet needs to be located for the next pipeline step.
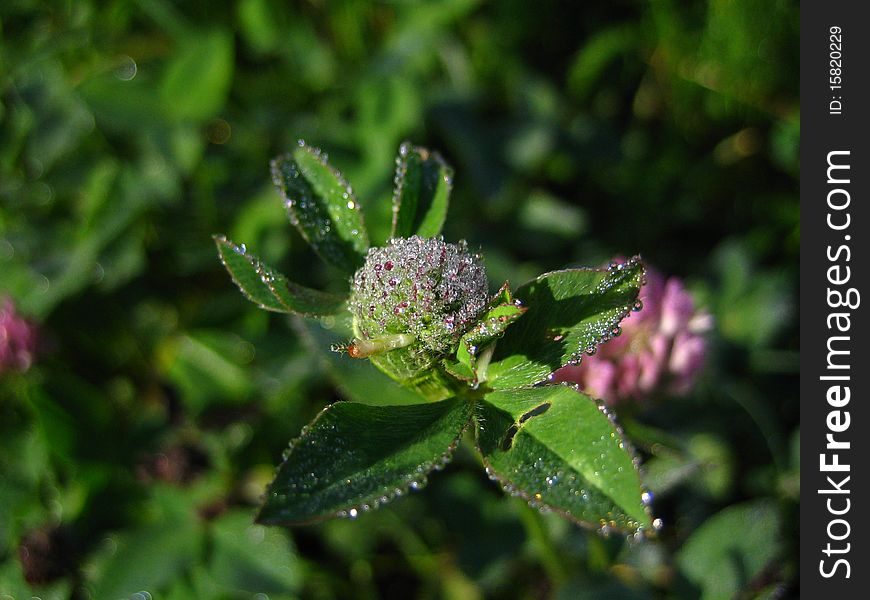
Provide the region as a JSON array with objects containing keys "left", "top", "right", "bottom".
[{"left": 114, "top": 55, "right": 137, "bottom": 81}]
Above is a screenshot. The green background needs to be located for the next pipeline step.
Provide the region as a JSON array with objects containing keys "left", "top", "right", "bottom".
[{"left": 1, "top": 0, "right": 798, "bottom": 598}]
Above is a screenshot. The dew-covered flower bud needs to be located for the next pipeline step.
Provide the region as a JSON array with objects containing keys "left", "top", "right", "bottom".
[
  {"left": 347, "top": 236, "right": 489, "bottom": 382},
  {"left": 555, "top": 265, "right": 711, "bottom": 405}
]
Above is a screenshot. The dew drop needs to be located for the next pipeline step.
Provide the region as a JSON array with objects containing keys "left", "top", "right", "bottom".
[{"left": 114, "top": 55, "right": 138, "bottom": 81}]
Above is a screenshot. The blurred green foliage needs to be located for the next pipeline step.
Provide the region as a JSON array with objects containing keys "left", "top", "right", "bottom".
[{"left": 1, "top": 0, "right": 798, "bottom": 598}]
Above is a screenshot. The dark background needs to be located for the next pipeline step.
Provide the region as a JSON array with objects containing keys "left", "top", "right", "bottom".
[{"left": 1, "top": 1, "right": 799, "bottom": 598}]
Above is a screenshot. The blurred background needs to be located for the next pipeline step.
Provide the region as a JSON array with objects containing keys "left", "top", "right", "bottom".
[{"left": 1, "top": 0, "right": 798, "bottom": 598}]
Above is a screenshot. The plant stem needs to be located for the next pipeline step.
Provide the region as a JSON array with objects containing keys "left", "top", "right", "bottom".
[{"left": 517, "top": 501, "right": 569, "bottom": 587}]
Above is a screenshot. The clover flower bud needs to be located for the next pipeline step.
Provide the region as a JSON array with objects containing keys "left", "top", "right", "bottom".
[{"left": 347, "top": 236, "right": 488, "bottom": 379}]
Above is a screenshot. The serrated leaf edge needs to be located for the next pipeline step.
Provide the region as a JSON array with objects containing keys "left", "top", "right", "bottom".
[
  {"left": 214, "top": 234, "right": 345, "bottom": 317},
  {"left": 294, "top": 141, "right": 369, "bottom": 246},
  {"left": 505, "top": 256, "right": 646, "bottom": 385},
  {"left": 390, "top": 141, "right": 454, "bottom": 239},
  {"left": 269, "top": 141, "right": 369, "bottom": 270},
  {"left": 257, "top": 399, "right": 474, "bottom": 525},
  {"left": 474, "top": 382, "right": 655, "bottom": 536}
]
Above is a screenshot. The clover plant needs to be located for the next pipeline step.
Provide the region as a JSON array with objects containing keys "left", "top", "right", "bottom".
[{"left": 215, "top": 141, "right": 656, "bottom": 535}]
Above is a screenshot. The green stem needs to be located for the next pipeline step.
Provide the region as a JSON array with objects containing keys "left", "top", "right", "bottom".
[{"left": 517, "top": 501, "right": 569, "bottom": 587}]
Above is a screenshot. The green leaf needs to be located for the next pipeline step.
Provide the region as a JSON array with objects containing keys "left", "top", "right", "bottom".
[
  {"left": 258, "top": 398, "right": 473, "bottom": 525},
  {"left": 161, "top": 30, "right": 234, "bottom": 121},
  {"left": 488, "top": 281, "right": 515, "bottom": 306},
  {"left": 214, "top": 235, "right": 346, "bottom": 316},
  {"left": 158, "top": 329, "right": 253, "bottom": 413},
  {"left": 271, "top": 142, "right": 369, "bottom": 273},
  {"left": 390, "top": 142, "right": 453, "bottom": 238},
  {"left": 208, "top": 510, "right": 303, "bottom": 593},
  {"left": 87, "top": 488, "right": 203, "bottom": 599},
  {"left": 476, "top": 385, "right": 652, "bottom": 532},
  {"left": 453, "top": 283, "right": 522, "bottom": 375},
  {"left": 486, "top": 257, "right": 645, "bottom": 390},
  {"left": 676, "top": 501, "right": 781, "bottom": 599},
  {"left": 463, "top": 303, "right": 526, "bottom": 351},
  {"left": 445, "top": 300, "right": 526, "bottom": 384},
  {"left": 442, "top": 355, "right": 476, "bottom": 382}
]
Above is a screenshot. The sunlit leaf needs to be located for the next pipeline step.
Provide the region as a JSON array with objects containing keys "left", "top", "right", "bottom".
[
  {"left": 445, "top": 299, "right": 526, "bottom": 384},
  {"left": 486, "top": 258, "right": 645, "bottom": 390},
  {"left": 463, "top": 303, "right": 526, "bottom": 352},
  {"left": 476, "top": 385, "right": 651, "bottom": 532}
]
